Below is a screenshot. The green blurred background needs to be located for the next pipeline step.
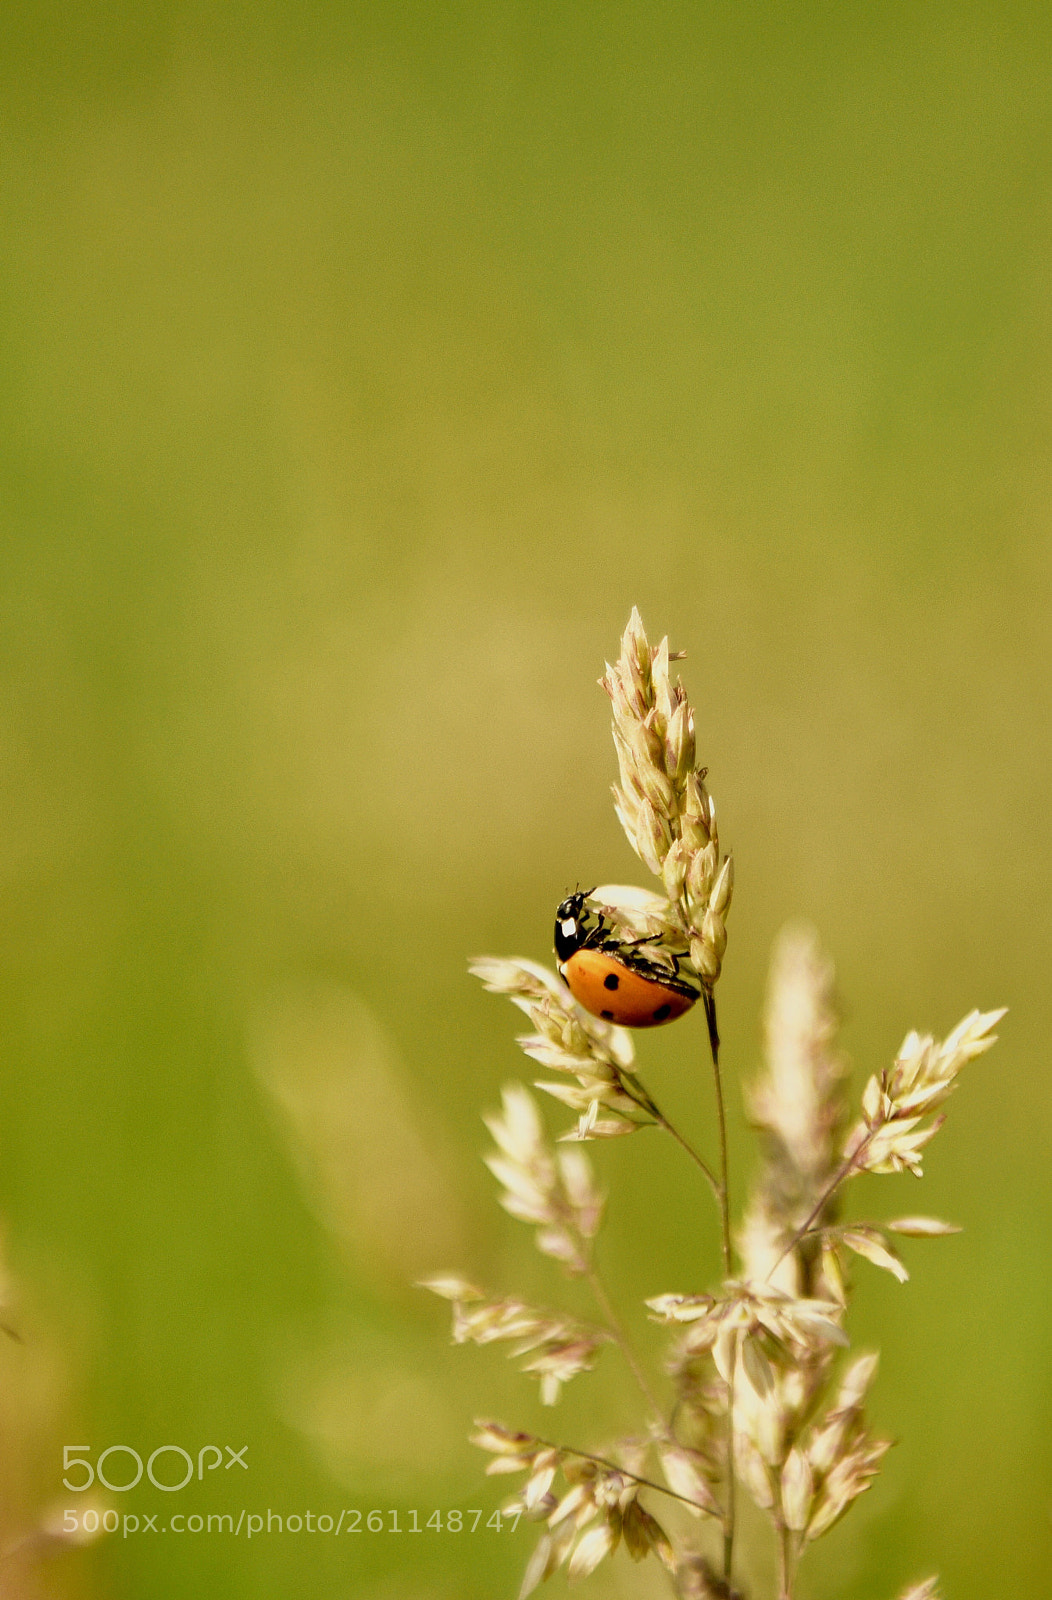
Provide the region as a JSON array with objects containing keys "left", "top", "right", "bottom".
[{"left": 1, "top": 2, "right": 1049, "bottom": 1596}]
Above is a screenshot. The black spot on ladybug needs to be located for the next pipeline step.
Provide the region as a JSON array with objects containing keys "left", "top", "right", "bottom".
[
  {"left": 603, "top": 972, "right": 620, "bottom": 990},
  {"left": 652, "top": 1003, "right": 672, "bottom": 1022},
  {"left": 601, "top": 1009, "right": 614, "bottom": 1020}
]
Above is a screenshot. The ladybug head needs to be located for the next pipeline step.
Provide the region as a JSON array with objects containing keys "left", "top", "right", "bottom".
[{"left": 554, "top": 887, "right": 596, "bottom": 963}]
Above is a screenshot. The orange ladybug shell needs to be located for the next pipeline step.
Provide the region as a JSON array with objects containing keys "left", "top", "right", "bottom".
[{"left": 561, "top": 948, "right": 698, "bottom": 1028}]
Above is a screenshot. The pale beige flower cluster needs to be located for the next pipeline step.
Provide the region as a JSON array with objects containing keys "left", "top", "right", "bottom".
[
  {"left": 422, "top": 1277, "right": 610, "bottom": 1407},
  {"left": 647, "top": 1281, "right": 848, "bottom": 1389},
  {"left": 742, "top": 923, "right": 847, "bottom": 1290},
  {"left": 724, "top": 930, "right": 1001, "bottom": 1589},
  {"left": 602, "top": 607, "right": 733, "bottom": 987},
  {"left": 468, "top": 957, "right": 668, "bottom": 1142},
  {"left": 422, "top": 612, "right": 1003, "bottom": 1600},
  {"left": 472, "top": 1424, "right": 676, "bottom": 1588},
  {"left": 848, "top": 1008, "right": 1006, "bottom": 1176},
  {"left": 482, "top": 1083, "right": 605, "bottom": 1272}
]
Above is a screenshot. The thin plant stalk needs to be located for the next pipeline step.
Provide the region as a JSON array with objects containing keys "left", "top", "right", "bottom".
[
  {"left": 530, "top": 1439, "right": 713, "bottom": 1515},
  {"left": 705, "top": 995, "right": 733, "bottom": 1276},
  {"left": 651, "top": 1105, "right": 722, "bottom": 1201},
  {"left": 765, "top": 1137, "right": 872, "bottom": 1282},
  {"left": 618, "top": 1071, "right": 723, "bottom": 1201},
  {"left": 586, "top": 1266, "right": 666, "bottom": 1425},
  {"left": 778, "top": 1523, "right": 794, "bottom": 1600},
  {"left": 705, "top": 990, "right": 736, "bottom": 1582}
]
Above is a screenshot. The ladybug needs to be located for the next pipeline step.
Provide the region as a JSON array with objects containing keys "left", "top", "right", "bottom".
[{"left": 554, "top": 890, "right": 699, "bottom": 1028}]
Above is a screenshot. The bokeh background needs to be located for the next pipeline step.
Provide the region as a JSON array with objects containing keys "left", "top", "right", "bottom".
[{"left": 1, "top": 3, "right": 1050, "bottom": 1596}]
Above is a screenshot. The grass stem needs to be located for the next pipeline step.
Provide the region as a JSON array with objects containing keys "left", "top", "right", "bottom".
[
  {"left": 703, "top": 990, "right": 736, "bottom": 1584},
  {"left": 586, "top": 1266, "right": 666, "bottom": 1425}
]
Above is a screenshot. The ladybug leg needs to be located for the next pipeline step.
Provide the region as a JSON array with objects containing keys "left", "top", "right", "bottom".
[{"left": 582, "top": 910, "right": 612, "bottom": 949}]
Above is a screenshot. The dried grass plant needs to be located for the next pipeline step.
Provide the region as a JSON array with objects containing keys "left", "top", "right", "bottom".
[{"left": 423, "top": 609, "right": 1004, "bottom": 1600}]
